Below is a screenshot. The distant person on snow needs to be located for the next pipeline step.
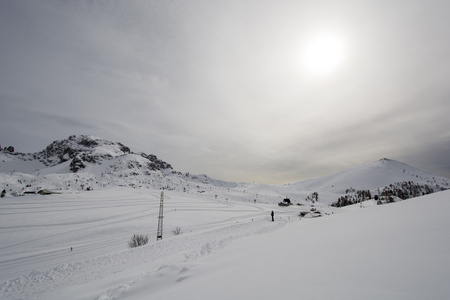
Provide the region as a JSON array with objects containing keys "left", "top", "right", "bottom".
[{"left": 271, "top": 210, "right": 274, "bottom": 222}]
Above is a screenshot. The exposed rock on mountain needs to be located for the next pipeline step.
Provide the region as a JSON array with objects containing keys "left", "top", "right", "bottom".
[
  {"left": 2, "top": 135, "right": 172, "bottom": 173},
  {"left": 30, "top": 135, "right": 172, "bottom": 172},
  {"left": 1, "top": 136, "right": 449, "bottom": 206},
  {"left": 0, "top": 135, "right": 233, "bottom": 195}
]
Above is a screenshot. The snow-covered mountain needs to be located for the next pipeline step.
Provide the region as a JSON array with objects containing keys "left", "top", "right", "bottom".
[
  {"left": 1, "top": 135, "right": 449, "bottom": 205},
  {"left": 1, "top": 136, "right": 450, "bottom": 300},
  {"left": 0, "top": 135, "right": 236, "bottom": 195},
  {"left": 288, "top": 158, "right": 449, "bottom": 193},
  {"left": 1, "top": 134, "right": 172, "bottom": 173},
  {"left": 226, "top": 158, "right": 450, "bottom": 206}
]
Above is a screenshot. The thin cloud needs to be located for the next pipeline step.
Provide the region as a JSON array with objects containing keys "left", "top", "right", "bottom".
[{"left": 1, "top": 0, "right": 449, "bottom": 183}]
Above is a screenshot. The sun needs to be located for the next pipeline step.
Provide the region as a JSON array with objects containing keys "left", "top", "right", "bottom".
[{"left": 302, "top": 35, "right": 345, "bottom": 74}]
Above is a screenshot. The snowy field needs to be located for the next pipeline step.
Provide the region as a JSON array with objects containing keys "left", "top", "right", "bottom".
[{"left": 1, "top": 188, "right": 449, "bottom": 299}]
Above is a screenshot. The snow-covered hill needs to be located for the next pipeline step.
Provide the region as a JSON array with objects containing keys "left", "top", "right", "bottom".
[
  {"left": 1, "top": 135, "right": 449, "bottom": 206},
  {"left": 1, "top": 135, "right": 166, "bottom": 172},
  {"left": 0, "top": 134, "right": 172, "bottom": 174},
  {"left": 0, "top": 135, "right": 236, "bottom": 195},
  {"left": 288, "top": 158, "right": 449, "bottom": 193},
  {"left": 270, "top": 158, "right": 450, "bottom": 206}
]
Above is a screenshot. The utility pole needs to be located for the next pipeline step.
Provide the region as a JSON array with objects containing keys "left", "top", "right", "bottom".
[{"left": 157, "top": 191, "right": 164, "bottom": 240}]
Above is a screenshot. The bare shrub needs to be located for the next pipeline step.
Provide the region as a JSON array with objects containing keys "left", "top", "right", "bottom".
[
  {"left": 128, "top": 234, "right": 149, "bottom": 248},
  {"left": 171, "top": 227, "right": 183, "bottom": 235}
]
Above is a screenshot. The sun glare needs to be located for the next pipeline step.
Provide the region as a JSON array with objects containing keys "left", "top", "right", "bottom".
[{"left": 303, "top": 35, "right": 345, "bottom": 74}]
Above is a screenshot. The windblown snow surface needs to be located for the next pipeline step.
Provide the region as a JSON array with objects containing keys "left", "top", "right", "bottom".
[{"left": 1, "top": 187, "right": 449, "bottom": 300}]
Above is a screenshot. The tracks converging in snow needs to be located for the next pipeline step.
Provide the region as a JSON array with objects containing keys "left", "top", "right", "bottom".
[
  {"left": 1, "top": 213, "right": 289, "bottom": 300},
  {"left": 0, "top": 189, "right": 298, "bottom": 300}
]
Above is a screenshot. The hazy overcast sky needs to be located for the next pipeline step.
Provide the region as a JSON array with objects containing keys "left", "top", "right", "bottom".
[{"left": 1, "top": 0, "right": 450, "bottom": 184}]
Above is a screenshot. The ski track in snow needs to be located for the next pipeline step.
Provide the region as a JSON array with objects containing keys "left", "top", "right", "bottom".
[{"left": 0, "top": 209, "right": 289, "bottom": 300}]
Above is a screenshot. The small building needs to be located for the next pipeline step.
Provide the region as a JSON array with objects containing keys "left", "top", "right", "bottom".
[{"left": 283, "top": 198, "right": 291, "bottom": 205}]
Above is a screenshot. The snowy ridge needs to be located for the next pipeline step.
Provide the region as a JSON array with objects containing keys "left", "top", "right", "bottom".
[
  {"left": 288, "top": 158, "right": 450, "bottom": 193},
  {"left": 0, "top": 134, "right": 172, "bottom": 174},
  {"left": 1, "top": 136, "right": 449, "bottom": 204},
  {"left": 0, "top": 135, "right": 240, "bottom": 195}
]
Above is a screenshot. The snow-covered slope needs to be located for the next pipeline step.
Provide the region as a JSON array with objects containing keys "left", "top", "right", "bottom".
[
  {"left": 0, "top": 135, "right": 239, "bottom": 195},
  {"left": 144, "top": 190, "right": 450, "bottom": 300},
  {"left": 1, "top": 188, "right": 449, "bottom": 300},
  {"left": 288, "top": 158, "right": 449, "bottom": 193},
  {"left": 1, "top": 136, "right": 449, "bottom": 205}
]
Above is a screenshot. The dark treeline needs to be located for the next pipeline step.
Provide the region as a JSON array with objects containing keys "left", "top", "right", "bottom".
[{"left": 331, "top": 181, "right": 448, "bottom": 208}]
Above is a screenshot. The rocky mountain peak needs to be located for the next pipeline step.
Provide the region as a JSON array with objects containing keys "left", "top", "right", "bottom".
[
  {"left": 1, "top": 135, "right": 172, "bottom": 174},
  {"left": 33, "top": 135, "right": 128, "bottom": 169}
]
